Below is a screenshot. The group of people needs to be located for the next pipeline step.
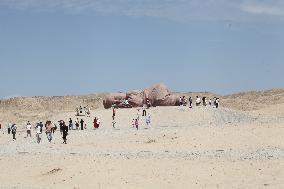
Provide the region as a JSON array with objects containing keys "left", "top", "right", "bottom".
[
  {"left": 68, "top": 118, "right": 87, "bottom": 131},
  {"left": 179, "top": 96, "right": 220, "bottom": 108},
  {"left": 76, "top": 106, "right": 91, "bottom": 117}
]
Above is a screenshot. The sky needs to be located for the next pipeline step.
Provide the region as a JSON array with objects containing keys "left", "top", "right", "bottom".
[{"left": 0, "top": 0, "right": 284, "bottom": 98}]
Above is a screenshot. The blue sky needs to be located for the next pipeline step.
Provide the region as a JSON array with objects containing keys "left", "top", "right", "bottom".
[{"left": 0, "top": 0, "right": 284, "bottom": 98}]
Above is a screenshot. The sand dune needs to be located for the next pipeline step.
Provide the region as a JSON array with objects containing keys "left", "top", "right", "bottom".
[{"left": 0, "top": 89, "right": 284, "bottom": 188}]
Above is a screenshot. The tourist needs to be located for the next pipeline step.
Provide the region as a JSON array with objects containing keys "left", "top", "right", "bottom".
[
  {"left": 142, "top": 104, "right": 147, "bottom": 117},
  {"left": 75, "top": 118, "right": 79, "bottom": 130},
  {"left": 62, "top": 121, "right": 68, "bottom": 144},
  {"left": 137, "top": 108, "right": 141, "bottom": 120},
  {"left": 80, "top": 119, "right": 84, "bottom": 130},
  {"left": 202, "top": 97, "right": 207, "bottom": 106},
  {"left": 146, "top": 114, "right": 151, "bottom": 127},
  {"left": 93, "top": 117, "right": 98, "bottom": 129},
  {"left": 196, "top": 96, "right": 201, "bottom": 106},
  {"left": 97, "top": 117, "right": 101, "bottom": 128},
  {"left": 69, "top": 118, "right": 73, "bottom": 130},
  {"left": 45, "top": 121, "right": 53, "bottom": 143},
  {"left": 11, "top": 124, "right": 17, "bottom": 141},
  {"left": 183, "top": 96, "right": 187, "bottom": 106},
  {"left": 179, "top": 97, "right": 182, "bottom": 106},
  {"left": 59, "top": 121, "right": 64, "bottom": 135},
  {"left": 112, "top": 107, "right": 116, "bottom": 120},
  {"left": 213, "top": 97, "right": 217, "bottom": 107},
  {"left": 112, "top": 120, "right": 116, "bottom": 128},
  {"left": 26, "top": 121, "right": 32, "bottom": 137},
  {"left": 39, "top": 122, "right": 44, "bottom": 133},
  {"left": 146, "top": 98, "right": 151, "bottom": 109},
  {"left": 216, "top": 98, "right": 220, "bottom": 108},
  {"left": 35, "top": 123, "right": 42, "bottom": 144},
  {"left": 209, "top": 99, "right": 212, "bottom": 106},
  {"left": 7, "top": 123, "right": 11, "bottom": 134},
  {"left": 189, "top": 97, "right": 193, "bottom": 108},
  {"left": 135, "top": 119, "right": 139, "bottom": 130}
]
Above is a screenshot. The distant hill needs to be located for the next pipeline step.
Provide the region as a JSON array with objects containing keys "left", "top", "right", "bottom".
[{"left": 0, "top": 88, "right": 283, "bottom": 124}]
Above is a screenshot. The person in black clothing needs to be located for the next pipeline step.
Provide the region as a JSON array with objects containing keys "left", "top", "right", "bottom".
[
  {"left": 189, "top": 97, "right": 193, "bottom": 108},
  {"left": 80, "top": 119, "right": 84, "bottom": 130},
  {"left": 11, "top": 124, "right": 17, "bottom": 141},
  {"left": 69, "top": 118, "right": 73, "bottom": 130},
  {"left": 62, "top": 121, "right": 68, "bottom": 144},
  {"left": 39, "top": 122, "right": 44, "bottom": 133}
]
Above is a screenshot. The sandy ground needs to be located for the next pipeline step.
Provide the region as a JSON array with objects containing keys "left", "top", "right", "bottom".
[{"left": 0, "top": 106, "right": 284, "bottom": 189}]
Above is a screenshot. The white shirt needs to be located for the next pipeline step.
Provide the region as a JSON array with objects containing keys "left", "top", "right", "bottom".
[
  {"left": 196, "top": 98, "right": 201, "bottom": 103},
  {"left": 26, "top": 124, "right": 32, "bottom": 131},
  {"left": 36, "top": 126, "right": 41, "bottom": 134}
]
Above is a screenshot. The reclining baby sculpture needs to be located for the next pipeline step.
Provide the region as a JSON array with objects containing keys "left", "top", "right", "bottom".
[{"left": 103, "top": 83, "right": 179, "bottom": 109}]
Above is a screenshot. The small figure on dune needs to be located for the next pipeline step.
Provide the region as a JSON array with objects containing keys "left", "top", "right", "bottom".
[
  {"left": 35, "top": 123, "right": 42, "bottom": 144},
  {"left": 7, "top": 123, "right": 11, "bottom": 134},
  {"left": 93, "top": 117, "right": 98, "bottom": 129},
  {"left": 75, "top": 118, "right": 79, "bottom": 130},
  {"left": 11, "top": 124, "right": 17, "bottom": 141},
  {"left": 215, "top": 98, "right": 220, "bottom": 108},
  {"left": 202, "top": 97, "right": 207, "bottom": 106},
  {"left": 97, "top": 117, "right": 101, "bottom": 128},
  {"left": 146, "top": 114, "right": 151, "bottom": 127},
  {"left": 45, "top": 121, "right": 53, "bottom": 143},
  {"left": 69, "top": 118, "right": 73, "bottom": 130},
  {"left": 62, "top": 121, "right": 68, "bottom": 144},
  {"left": 135, "top": 119, "right": 139, "bottom": 130},
  {"left": 146, "top": 98, "right": 151, "bottom": 109},
  {"left": 112, "top": 120, "right": 116, "bottom": 128},
  {"left": 80, "top": 119, "right": 84, "bottom": 130},
  {"left": 142, "top": 104, "right": 147, "bottom": 117},
  {"left": 112, "top": 107, "right": 116, "bottom": 120},
  {"left": 196, "top": 96, "right": 201, "bottom": 106},
  {"left": 137, "top": 108, "right": 141, "bottom": 120},
  {"left": 189, "top": 97, "right": 193, "bottom": 108},
  {"left": 26, "top": 121, "right": 32, "bottom": 137}
]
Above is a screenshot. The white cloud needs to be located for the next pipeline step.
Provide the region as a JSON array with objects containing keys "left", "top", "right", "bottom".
[
  {"left": 0, "top": 0, "right": 284, "bottom": 22},
  {"left": 241, "top": 0, "right": 284, "bottom": 16}
]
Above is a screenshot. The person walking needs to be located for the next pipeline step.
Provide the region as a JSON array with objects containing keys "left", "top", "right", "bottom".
[
  {"left": 45, "top": 121, "right": 53, "bottom": 143},
  {"left": 7, "top": 123, "right": 11, "bottom": 134},
  {"left": 146, "top": 114, "right": 151, "bottom": 127},
  {"left": 112, "top": 107, "right": 116, "bottom": 120},
  {"left": 189, "top": 97, "right": 193, "bottom": 108},
  {"left": 69, "top": 118, "right": 73, "bottom": 130},
  {"left": 216, "top": 98, "right": 220, "bottom": 108},
  {"left": 196, "top": 96, "right": 201, "bottom": 106},
  {"left": 62, "top": 121, "right": 68, "bottom": 144},
  {"left": 11, "top": 124, "right": 17, "bottom": 141},
  {"left": 75, "top": 118, "right": 79, "bottom": 130},
  {"left": 135, "top": 119, "right": 139, "bottom": 130},
  {"left": 93, "top": 118, "right": 98, "bottom": 129},
  {"left": 142, "top": 104, "right": 147, "bottom": 117},
  {"left": 35, "top": 123, "right": 42, "bottom": 144},
  {"left": 26, "top": 121, "right": 32, "bottom": 137},
  {"left": 80, "top": 119, "right": 84, "bottom": 130},
  {"left": 97, "top": 117, "right": 101, "bottom": 128}
]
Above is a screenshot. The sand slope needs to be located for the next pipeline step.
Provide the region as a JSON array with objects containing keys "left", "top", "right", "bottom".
[{"left": 0, "top": 103, "right": 284, "bottom": 188}]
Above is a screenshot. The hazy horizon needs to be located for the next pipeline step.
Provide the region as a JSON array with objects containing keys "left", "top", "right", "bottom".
[{"left": 1, "top": 0, "right": 284, "bottom": 98}]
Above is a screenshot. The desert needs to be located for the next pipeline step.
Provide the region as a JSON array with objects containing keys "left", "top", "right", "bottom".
[{"left": 0, "top": 85, "right": 284, "bottom": 189}]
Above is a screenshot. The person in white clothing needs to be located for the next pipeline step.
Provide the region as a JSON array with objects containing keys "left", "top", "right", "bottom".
[
  {"left": 26, "top": 121, "right": 32, "bottom": 137},
  {"left": 196, "top": 96, "right": 201, "bottom": 106},
  {"left": 35, "top": 123, "right": 42, "bottom": 144}
]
